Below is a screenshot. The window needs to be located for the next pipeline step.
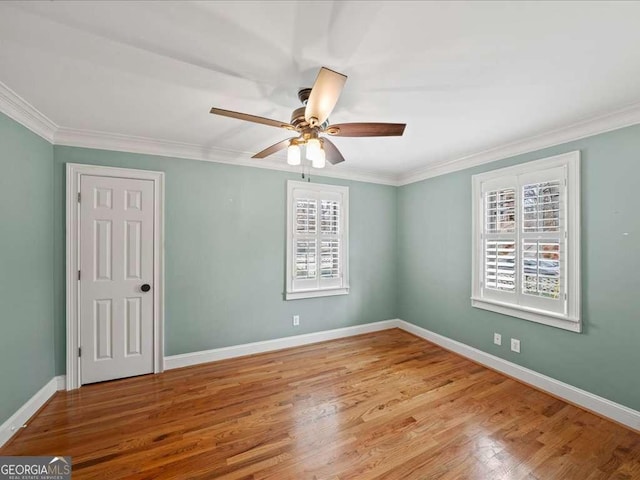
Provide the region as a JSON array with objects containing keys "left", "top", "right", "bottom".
[
  {"left": 471, "top": 151, "right": 581, "bottom": 332},
  {"left": 286, "top": 181, "right": 349, "bottom": 300}
]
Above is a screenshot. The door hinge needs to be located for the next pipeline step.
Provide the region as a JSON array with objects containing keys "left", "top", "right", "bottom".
[
  {"left": 77, "top": 192, "right": 81, "bottom": 203},
  {"left": 78, "top": 270, "right": 81, "bottom": 281},
  {"left": 78, "top": 347, "right": 82, "bottom": 357}
]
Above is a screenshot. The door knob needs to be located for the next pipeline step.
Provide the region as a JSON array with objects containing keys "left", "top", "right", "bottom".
[{"left": 140, "top": 284, "right": 151, "bottom": 292}]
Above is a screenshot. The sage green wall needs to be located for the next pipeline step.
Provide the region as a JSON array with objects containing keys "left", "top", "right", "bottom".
[
  {"left": 53, "top": 146, "right": 397, "bottom": 373},
  {"left": 4, "top": 108, "right": 638, "bottom": 425},
  {"left": 0, "top": 113, "right": 55, "bottom": 424},
  {"left": 398, "top": 124, "right": 640, "bottom": 411}
]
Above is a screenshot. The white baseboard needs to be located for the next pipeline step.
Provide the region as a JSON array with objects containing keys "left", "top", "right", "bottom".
[
  {"left": 0, "top": 375, "right": 66, "bottom": 448},
  {"left": 396, "top": 320, "right": 640, "bottom": 432},
  {"left": 164, "top": 320, "right": 401, "bottom": 370}
]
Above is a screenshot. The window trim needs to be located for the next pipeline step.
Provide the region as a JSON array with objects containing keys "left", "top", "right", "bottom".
[
  {"left": 471, "top": 151, "right": 581, "bottom": 332},
  {"left": 286, "top": 180, "right": 349, "bottom": 300}
]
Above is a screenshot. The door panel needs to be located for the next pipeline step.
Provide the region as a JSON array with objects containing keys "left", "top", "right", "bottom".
[
  {"left": 125, "top": 297, "right": 142, "bottom": 356},
  {"left": 94, "top": 299, "right": 113, "bottom": 360},
  {"left": 125, "top": 221, "right": 142, "bottom": 280},
  {"left": 94, "top": 220, "right": 112, "bottom": 280},
  {"left": 80, "top": 175, "right": 154, "bottom": 384}
]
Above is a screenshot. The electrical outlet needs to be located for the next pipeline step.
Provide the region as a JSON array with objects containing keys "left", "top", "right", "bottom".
[
  {"left": 510, "top": 338, "right": 521, "bottom": 353},
  {"left": 493, "top": 333, "right": 502, "bottom": 346},
  {"left": 293, "top": 315, "right": 300, "bottom": 326}
]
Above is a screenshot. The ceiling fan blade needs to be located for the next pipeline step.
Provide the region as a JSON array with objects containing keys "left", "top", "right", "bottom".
[
  {"left": 304, "top": 67, "right": 347, "bottom": 126},
  {"left": 252, "top": 138, "right": 296, "bottom": 159},
  {"left": 322, "top": 138, "right": 345, "bottom": 165},
  {"left": 325, "top": 122, "right": 406, "bottom": 137},
  {"left": 210, "top": 107, "right": 294, "bottom": 130}
]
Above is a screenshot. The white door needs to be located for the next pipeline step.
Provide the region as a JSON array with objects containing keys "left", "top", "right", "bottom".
[{"left": 79, "top": 175, "right": 155, "bottom": 384}]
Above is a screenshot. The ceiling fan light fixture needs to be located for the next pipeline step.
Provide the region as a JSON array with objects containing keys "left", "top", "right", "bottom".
[
  {"left": 306, "top": 138, "right": 321, "bottom": 161},
  {"left": 312, "top": 147, "right": 326, "bottom": 169},
  {"left": 287, "top": 141, "right": 301, "bottom": 166}
]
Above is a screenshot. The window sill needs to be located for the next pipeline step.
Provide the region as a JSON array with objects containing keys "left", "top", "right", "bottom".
[
  {"left": 286, "top": 287, "right": 349, "bottom": 300},
  {"left": 471, "top": 297, "right": 581, "bottom": 333}
]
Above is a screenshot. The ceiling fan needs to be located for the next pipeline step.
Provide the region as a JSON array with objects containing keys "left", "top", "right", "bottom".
[{"left": 210, "top": 67, "right": 406, "bottom": 169}]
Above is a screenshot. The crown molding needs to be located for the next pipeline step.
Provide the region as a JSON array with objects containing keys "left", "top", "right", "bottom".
[
  {"left": 0, "top": 80, "right": 397, "bottom": 185},
  {"left": 54, "top": 127, "right": 399, "bottom": 186},
  {"left": 3, "top": 78, "right": 640, "bottom": 187},
  {"left": 0, "top": 81, "right": 58, "bottom": 143},
  {"left": 397, "top": 102, "right": 640, "bottom": 186}
]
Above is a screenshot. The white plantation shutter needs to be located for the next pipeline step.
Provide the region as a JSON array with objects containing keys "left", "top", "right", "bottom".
[
  {"left": 481, "top": 178, "right": 518, "bottom": 304},
  {"left": 287, "top": 181, "right": 349, "bottom": 299},
  {"left": 522, "top": 240, "right": 560, "bottom": 298},
  {"left": 296, "top": 199, "right": 317, "bottom": 234},
  {"left": 295, "top": 239, "right": 317, "bottom": 280},
  {"left": 294, "top": 198, "right": 317, "bottom": 282},
  {"left": 472, "top": 152, "right": 580, "bottom": 332},
  {"left": 480, "top": 169, "right": 565, "bottom": 312},
  {"left": 320, "top": 200, "right": 340, "bottom": 279},
  {"left": 485, "top": 188, "right": 516, "bottom": 234},
  {"left": 484, "top": 240, "right": 516, "bottom": 292},
  {"left": 320, "top": 239, "right": 340, "bottom": 278},
  {"left": 518, "top": 168, "right": 566, "bottom": 314}
]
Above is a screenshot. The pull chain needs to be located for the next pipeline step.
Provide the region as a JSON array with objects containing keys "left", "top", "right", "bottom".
[{"left": 300, "top": 161, "right": 311, "bottom": 182}]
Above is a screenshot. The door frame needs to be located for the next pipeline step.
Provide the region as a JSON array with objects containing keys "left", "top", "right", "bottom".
[{"left": 66, "top": 163, "right": 165, "bottom": 390}]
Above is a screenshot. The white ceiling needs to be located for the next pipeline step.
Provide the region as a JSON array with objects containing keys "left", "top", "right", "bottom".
[{"left": 1, "top": 1, "right": 640, "bottom": 181}]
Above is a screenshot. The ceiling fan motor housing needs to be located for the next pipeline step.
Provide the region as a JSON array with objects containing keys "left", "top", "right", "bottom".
[
  {"left": 297, "top": 88, "right": 312, "bottom": 105},
  {"left": 290, "top": 106, "right": 329, "bottom": 133}
]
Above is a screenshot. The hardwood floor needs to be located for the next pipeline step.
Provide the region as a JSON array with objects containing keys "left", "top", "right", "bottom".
[{"left": 2, "top": 329, "right": 639, "bottom": 479}]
